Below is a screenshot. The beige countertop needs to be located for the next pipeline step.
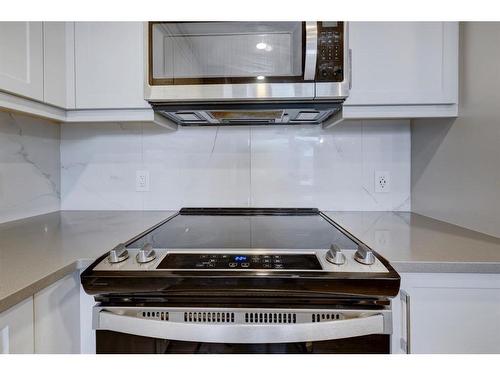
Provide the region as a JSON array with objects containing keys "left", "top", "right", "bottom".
[
  {"left": 1, "top": 210, "right": 500, "bottom": 313},
  {"left": 0, "top": 211, "right": 173, "bottom": 313},
  {"left": 324, "top": 211, "right": 500, "bottom": 273}
]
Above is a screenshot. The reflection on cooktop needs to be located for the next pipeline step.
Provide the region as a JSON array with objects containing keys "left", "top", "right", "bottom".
[{"left": 127, "top": 213, "right": 357, "bottom": 250}]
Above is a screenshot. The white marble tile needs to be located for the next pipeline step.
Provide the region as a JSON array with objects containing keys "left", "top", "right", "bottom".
[
  {"left": 61, "top": 123, "right": 143, "bottom": 210},
  {"left": 142, "top": 125, "right": 250, "bottom": 209},
  {"left": 250, "top": 122, "right": 366, "bottom": 209},
  {"left": 0, "top": 112, "right": 60, "bottom": 223},
  {"left": 60, "top": 120, "right": 411, "bottom": 212}
]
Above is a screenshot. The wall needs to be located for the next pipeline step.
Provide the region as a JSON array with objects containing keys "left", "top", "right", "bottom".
[
  {"left": 0, "top": 111, "right": 60, "bottom": 223},
  {"left": 412, "top": 22, "right": 500, "bottom": 238},
  {"left": 61, "top": 120, "right": 411, "bottom": 211}
]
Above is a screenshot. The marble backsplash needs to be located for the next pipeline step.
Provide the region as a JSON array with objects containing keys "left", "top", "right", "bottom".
[
  {"left": 0, "top": 112, "right": 60, "bottom": 223},
  {"left": 61, "top": 120, "right": 411, "bottom": 211}
]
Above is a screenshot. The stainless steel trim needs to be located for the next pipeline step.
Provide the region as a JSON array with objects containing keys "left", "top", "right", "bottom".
[
  {"left": 304, "top": 22, "right": 318, "bottom": 81},
  {"left": 95, "top": 306, "right": 390, "bottom": 344},
  {"left": 400, "top": 290, "right": 411, "bottom": 354},
  {"left": 93, "top": 248, "right": 390, "bottom": 273},
  {"left": 147, "top": 83, "right": 315, "bottom": 102}
]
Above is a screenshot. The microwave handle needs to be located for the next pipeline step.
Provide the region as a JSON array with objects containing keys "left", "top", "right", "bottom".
[
  {"left": 303, "top": 22, "right": 318, "bottom": 81},
  {"left": 97, "top": 310, "right": 385, "bottom": 344}
]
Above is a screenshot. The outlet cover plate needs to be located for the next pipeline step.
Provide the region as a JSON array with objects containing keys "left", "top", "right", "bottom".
[
  {"left": 375, "top": 171, "right": 391, "bottom": 193},
  {"left": 136, "top": 170, "right": 150, "bottom": 192}
]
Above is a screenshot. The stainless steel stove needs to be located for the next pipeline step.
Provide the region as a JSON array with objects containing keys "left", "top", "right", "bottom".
[{"left": 81, "top": 208, "right": 400, "bottom": 354}]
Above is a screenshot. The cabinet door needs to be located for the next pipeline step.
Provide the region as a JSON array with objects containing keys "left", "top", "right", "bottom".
[
  {"left": 346, "top": 22, "right": 458, "bottom": 106},
  {"left": 74, "top": 22, "right": 149, "bottom": 109},
  {"left": 0, "top": 297, "right": 34, "bottom": 354},
  {"left": 43, "top": 22, "right": 75, "bottom": 108},
  {"left": 34, "top": 272, "right": 81, "bottom": 353},
  {"left": 395, "top": 273, "right": 500, "bottom": 354},
  {"left": 0, "top": 22, "right": 43, "bottom": 100}
]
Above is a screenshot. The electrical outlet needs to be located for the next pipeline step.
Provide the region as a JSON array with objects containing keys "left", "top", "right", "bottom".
[
  {"left": 136, "top": 170, "right": 150, "bottom": 192},
  {"left": 375, "top": 171, "right": 391, "bottom": 193}
]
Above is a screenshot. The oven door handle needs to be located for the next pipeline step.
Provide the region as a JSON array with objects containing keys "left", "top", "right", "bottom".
[
  {"left": 98, "top": 311, "right": 385, "bottom": 344},
  {"left": 303, "top": 21, "right": 318, "bottom": 81}
]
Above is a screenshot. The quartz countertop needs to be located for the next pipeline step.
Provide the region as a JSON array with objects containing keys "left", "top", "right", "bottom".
[
  {"left": 324, "top": 211, "right": 500, "bottom": 273},
  {"left": 1, "top": 210, "right": 500, "bottom": 313},
  {"left": 0, "top": 211, "right": 173, "bottom": 313}
]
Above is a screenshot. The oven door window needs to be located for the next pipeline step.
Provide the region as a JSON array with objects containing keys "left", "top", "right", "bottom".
[
  {"left": 97, "top": 331, "right": 389, "bottom": 354},
  {"left": 150, "top": 22, "right": 307, "bottom": 85}
]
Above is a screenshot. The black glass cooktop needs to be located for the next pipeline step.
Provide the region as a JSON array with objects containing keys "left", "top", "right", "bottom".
[{"left": 127, "top": 208, "right": 358, "bottom": 250}]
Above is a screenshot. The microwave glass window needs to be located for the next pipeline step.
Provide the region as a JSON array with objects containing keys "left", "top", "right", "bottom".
[{"left": 151, "top": 22, "right": 304, "bottom": 83}]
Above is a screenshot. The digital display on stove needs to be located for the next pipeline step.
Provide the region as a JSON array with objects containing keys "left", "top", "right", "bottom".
[{"left": 157, "top": 253, "right": 322, "bottom": 270}]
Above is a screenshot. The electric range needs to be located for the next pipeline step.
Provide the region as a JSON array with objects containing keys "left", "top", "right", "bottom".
[{"left": 81, "top": 208, "right": 400, "bottom": 354}]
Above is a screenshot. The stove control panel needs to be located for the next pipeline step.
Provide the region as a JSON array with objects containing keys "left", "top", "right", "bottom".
[
  {"left": 92, "top": 249, "right": 389, "bottom": 273},
  {"left": 157, "top": 253, "right": 322, "bottom": 270}
]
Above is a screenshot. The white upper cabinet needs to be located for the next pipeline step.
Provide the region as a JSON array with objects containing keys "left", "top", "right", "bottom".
[
  {"left": 43, "top": 22, "right": 75, "bottom": 109},
  {"left": 0, "top": 21, "right": 459, "bottom": 121},
  {"left": 0, "top": 22, "right": 43, "bottom": 101},
  {"left": 346, "top": 22, "right": 458, "bottom": 111},
  {"left": 74, "top": 22, "right": 150, "bottom": 109}
]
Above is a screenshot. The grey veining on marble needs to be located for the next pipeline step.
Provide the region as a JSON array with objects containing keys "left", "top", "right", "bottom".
[
  {"left": 0, "top": 112, "right": 60, "bottom": 223},
  {"left": 61, "top": 120, "right": 411, "bottom": 211},
  {"left": 324, "top": 211, "right": 500, "bottom": 273},
  {"left": 0, "top": 210, "right": 172, "bottom": 313},
  {"left": 2, "top": 210, "right": 500, "bottom": 313}
]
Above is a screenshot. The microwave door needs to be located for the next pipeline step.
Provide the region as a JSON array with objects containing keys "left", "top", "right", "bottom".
[{"left": 146, "top": 22, "right": 316, "bottom": 102}]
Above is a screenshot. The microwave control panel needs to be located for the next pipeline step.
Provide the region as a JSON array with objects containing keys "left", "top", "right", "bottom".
[{"left": 315, "top": 22, "right": 344, "bottom": 82}]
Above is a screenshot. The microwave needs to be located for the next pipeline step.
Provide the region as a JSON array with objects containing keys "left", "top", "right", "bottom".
[{"left": 145, "top": 22, "right": 350, "bottom": 126}]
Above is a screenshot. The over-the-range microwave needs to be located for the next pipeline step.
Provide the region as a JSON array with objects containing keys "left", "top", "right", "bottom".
[{"left": 145, "top": 22, "right": 350, "bottom": 126}]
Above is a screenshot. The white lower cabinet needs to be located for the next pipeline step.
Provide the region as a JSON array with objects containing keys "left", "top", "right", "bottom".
[
  {"left": 34, "top": 272, "right": 81, "bottom": 353},
  {"left": 392, "top": 273, "right": 500, "bottom": 354},
  {"left": 0, "top": 297, "right": 34, "bottom": 354},
  {"left": 79, "top": 272, "right": 96, "bottom": 354}
]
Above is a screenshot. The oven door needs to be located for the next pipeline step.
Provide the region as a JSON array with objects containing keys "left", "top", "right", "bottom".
[
  {"left": 145, "top": 22, "right": 317, "bottom": 102},
  {"left": 94, "top": 307, "right": 392, "bottom": 354}
]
